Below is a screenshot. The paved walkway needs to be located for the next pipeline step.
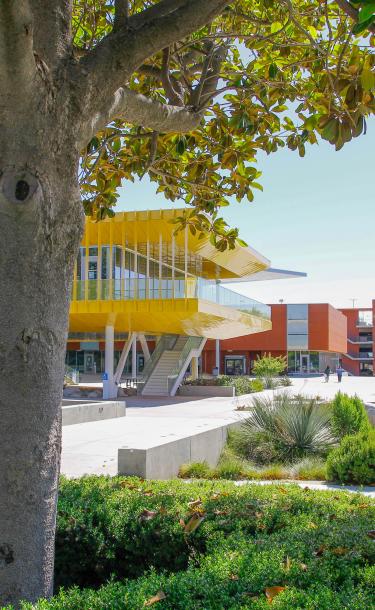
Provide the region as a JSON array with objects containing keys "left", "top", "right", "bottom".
[
  {"left": 61, "top": 394, "right": 247, "bottom": 477},
  {"left": 234, "top": 480, "right": 375, "bottom": 498},
  {"left": 61, "top": 376, "right": 375, "bottom": 478}
]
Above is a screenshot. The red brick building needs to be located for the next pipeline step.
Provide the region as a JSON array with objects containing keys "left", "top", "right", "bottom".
[
  {"left": 340, "top": 301, "right": 374, "bottom": 376},
  {"left": 202, "top": 303, "right": 348, "bottom": 376}
]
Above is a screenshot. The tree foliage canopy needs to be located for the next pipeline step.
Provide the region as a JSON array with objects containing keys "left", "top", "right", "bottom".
[{"left": 75, "top": 0, "right": 375, "bottom": 249}]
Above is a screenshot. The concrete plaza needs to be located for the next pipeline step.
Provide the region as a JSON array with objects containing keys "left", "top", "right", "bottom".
[{"left": 61, "top": 375, "right": 375, "bottom": 480}]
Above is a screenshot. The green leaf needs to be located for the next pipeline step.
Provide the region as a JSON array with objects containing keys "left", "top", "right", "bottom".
[
  {"left": 361, "top": 68, "right": 375, "bottom": 91},
  {"left": 358, "top": 3, "right": 375, "bottom": 23},
  {"left": 270, "top": 21, "right": 283, "bottom": 34},
  {"left": 176, "top": 137, "right": 187, "bottom": 155},
  {"left": 269, "top": 63, "right": 278, "bottom": 79}
]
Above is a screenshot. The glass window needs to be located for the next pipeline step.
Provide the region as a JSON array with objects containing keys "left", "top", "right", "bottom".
[
  {"left": 287, "top": 351, "right": 296, "bottom": 372},
  {"left": 101, "top": 246, "right": 110, "bottom": 279},
  {"left": 287, "top": 304, "right": 308, "bottom": 320},
  {"left": 287, "top": 335, "right": 308, "bottom": 349},
  {"left": 77, "top": 247, "right": 85, "bottom": 280},
  {"left": 287, "top": 320, "right": 308, "bottom": 334},
  {"left": 310, "top": 352, "right": 319, "bottom": 373}
]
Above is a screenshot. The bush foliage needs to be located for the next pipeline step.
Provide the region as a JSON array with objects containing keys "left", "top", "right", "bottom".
[
  {"left": 331, "top": 392, "right": 370, "bottom": 439},
  {"left": 326, "top": 428, "right": 375, "bottom": 485},
  {"left": 216, "top": 375, "right": 265, "bottom": 395},
  {"left": 236, "top": 394, "right": 335, "bottom": 463},
  {"left": 8, "top": 477, "right": 375, "bottom": 610},
  {"left": 252, "top": 354, "right": 287, "bottom": 380}
]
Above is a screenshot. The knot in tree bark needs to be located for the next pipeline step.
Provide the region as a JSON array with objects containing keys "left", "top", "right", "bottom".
[{"left": 0, "top": 169, "right": 40, "bottom": 205}]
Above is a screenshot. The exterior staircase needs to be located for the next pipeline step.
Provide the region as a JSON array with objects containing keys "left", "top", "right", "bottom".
[{"left": 141, "top": 335, "right": 206, "bottom": 396}]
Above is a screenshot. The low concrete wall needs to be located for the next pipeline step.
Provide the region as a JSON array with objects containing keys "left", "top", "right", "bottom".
[
  {"left": 178, "top": 385, "right": 235, "bottom": 398},
  {"left": 63, "top": 386, "right": 103, "bottom": 399},
  {"left": 62, "top": 401, "right": 126, "bottom": 426},
  {"left": 118, "top": 422, "right": 238, "bottom": 479}
]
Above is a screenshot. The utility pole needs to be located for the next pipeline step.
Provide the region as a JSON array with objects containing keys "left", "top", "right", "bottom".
[{"left": 350, "top": 298, "right": 357, "bottom": 309}]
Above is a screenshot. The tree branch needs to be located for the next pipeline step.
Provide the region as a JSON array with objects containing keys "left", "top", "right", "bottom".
[
  {"left": 190, "top": 44, "right": 227, "bottom": 109},
  {"left": 0, "top": 0, "right": 35, "bottom": 88},
  {"left": 30, "top": 1, "right": 72, "bottom": 65},
  {"left": 336, "top": 0, "right": 375, "bottom": 33},
  {"left": 161, "top": 47, "right": 184, "bottom": 105},
  {"left": 79, "top": 87, "right": 203, "bottom": 147},
  {"left": 76, "top": 0, "right": 229, "bottom": 135},
  {"left": 114, "top": 0, "right": 129, "bottom": 31}
]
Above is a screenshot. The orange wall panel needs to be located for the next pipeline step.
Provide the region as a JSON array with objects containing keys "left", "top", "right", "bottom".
[{"left": 308, "top": 304, "right": 347, "bottom": 353}]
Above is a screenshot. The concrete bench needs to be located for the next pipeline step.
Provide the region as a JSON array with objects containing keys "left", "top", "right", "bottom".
[
  {"left": 62, "top": 400, "right": 126, "bottom": 426},
  {"left": 118, "top": 421, "right": 238, "bottom": 479}
]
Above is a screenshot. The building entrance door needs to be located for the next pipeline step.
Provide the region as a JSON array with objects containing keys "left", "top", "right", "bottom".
[
  {"left": 300, "top": 354, "right": 310, "bottom": 374},
  {"left": 84, "top": 352, "right": 95, "bottom": 374},
  {"left": 225, "top": 356, "right": 246, "bottom": 376}
]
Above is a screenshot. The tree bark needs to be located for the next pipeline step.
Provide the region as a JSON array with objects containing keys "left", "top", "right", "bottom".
[
  {"left": 0, "top": 101, "right": 83, "bottom": 606},
  {"left": 0, "top": 1, "right": 230, "bottom": 606}
]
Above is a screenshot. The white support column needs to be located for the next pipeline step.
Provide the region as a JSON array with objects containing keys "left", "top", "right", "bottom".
[
  {"left": 138, "top": 334, "right": 151, "bottom": 361},
  {"left": 103, "top": 324, "right": 117, "bottom": 399},
  {"left": 191, "top": 356, "right": 199, "bottom": 381},
  {"left": 114, "top": 332, "right": 136, "bottom": 385},
  {"left": 215, "top": 339, "right": 220, "bottom": 374},
  {"left": 131, "top": 334, "right": 137, "bottom": 379}
]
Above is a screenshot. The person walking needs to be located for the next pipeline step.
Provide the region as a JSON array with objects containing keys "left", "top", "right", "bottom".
[
  {"left": 324, "top": 365, "right": 331, "bottom": 383},
  {"left": 336, "top": 364, "right": 344, "bottom": 383}
]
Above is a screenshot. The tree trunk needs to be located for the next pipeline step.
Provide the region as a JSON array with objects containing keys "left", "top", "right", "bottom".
[{"left": 0, "top": 121, "right": 83, "bottom": 606}]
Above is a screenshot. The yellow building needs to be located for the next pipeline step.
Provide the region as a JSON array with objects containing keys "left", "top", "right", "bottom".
[{"left": 66, "top": 209, "right": 280, "bottom": 397}]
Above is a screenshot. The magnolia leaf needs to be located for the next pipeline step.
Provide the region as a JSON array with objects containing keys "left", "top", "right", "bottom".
[
  {"left": 139, "top": 509, "right": 158, "bottom": 521},
  {"left": 283, "top": 556, "right": 292, "bottom": 572},
  {"left": 144, "top": 591, "right": 167, "bottom": 607},
  {"left": 184, "top": 513, "right": 205, "bottom": 534},
  {"left": 361, "top": 68, "right": 375, "bottom": 91},
  {"left": 187, "top": 499, "right": 203, "bottom": 509},
  {"left": 314, "top": 545, "right": 326, "bottom": 557},
  {"left": 358, "top": 3, "right": 375, "bottom": 24},
  {"left": 332, "top": 547, "right": 349, "bottom": 556},
  {"left": 265, "top": 586, "right": 286, "bottom": 604}
]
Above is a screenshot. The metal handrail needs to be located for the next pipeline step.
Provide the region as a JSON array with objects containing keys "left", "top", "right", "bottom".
[
  {"left": 167, "top": 336, "right": 205, "bottom": 395},
  {"left": 137, "top": 335, "right": 176, "bottom": 394}
]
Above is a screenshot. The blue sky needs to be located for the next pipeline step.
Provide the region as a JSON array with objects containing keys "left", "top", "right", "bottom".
[{"left": 116, "top": 119, "right": 374, "bottom": 309}]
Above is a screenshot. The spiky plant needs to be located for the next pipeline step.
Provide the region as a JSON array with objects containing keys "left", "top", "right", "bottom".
[{"left": 238, "top": 393, "right": 336, "bottom": 463}]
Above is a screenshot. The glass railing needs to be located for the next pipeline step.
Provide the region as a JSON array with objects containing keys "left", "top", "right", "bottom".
[
  {"left": 348, "top": 335, "right": 373, "bottom": 343},
  {"left": 357, "top": 317, "right": 373, "bottom": 327},
  {"left": 196, "top": 280, "right": 270, "bottom": 319},
  {"left": 72, "top": 278, "right": 271, "bottom": 320},
  {"left": 348, "top": 352, "right": 373, "bottom": 359}
]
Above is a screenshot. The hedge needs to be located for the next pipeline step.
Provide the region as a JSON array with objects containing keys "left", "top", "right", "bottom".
[
  {"left": 327, "top": 428, "right": 375, "bottom": 484},
  {"left": 4, "top": 477, "right": 374, "bottom": 609}
]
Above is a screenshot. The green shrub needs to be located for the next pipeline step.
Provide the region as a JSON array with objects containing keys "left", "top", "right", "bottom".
[
  {"left": 237, "top": 394, "right": 335, "bottom": 463},
  {"left": 280, "top": 376, "right": 292, "bottom": 387},
  {"left": 250, "top": 378, "right": 265, "bottom": 392},
  {"left": 215, "top": 455, "right": 244, "bottom": 479},
  {"left": 331, "top": 392, "right": 370, "bottom": 439},
  {"left": 216, "top": 374, "right": 232, "bottom": 386},
  {"left": 179, "top": 461, "right": 213, "bottom": 479},
  {"left": 252, "top": 353, "right": 287, "bottom": 379},
  {"left": 217, "top": 375, "right": 260, "bottom": 395},
  {"left": 326, "top": 429, "right": 375, "bottom": 484},
  {"left": 291, "top": 457, "right": 327, "bottom": 481},
  {"left": 12, "top": 478, "right": 375, "bottom": 610}
]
